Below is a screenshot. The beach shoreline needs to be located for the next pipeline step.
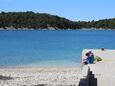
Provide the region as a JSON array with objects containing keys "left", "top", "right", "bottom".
[{"left": 0, "top": 67, "right": 81, "bottom": 86}]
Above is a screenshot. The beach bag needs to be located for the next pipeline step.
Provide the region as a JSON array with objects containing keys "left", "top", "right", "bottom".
[
  {"left": 96, "top": 56, "right": 102, "bottom": 61},
  {"left": 94, "top": 56, "right": 102, "bottom": 62}
]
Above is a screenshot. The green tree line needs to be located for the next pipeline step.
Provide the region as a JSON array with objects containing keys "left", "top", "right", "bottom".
[{"left": 0, "top": 11, "right": 115, "bottom": 29}]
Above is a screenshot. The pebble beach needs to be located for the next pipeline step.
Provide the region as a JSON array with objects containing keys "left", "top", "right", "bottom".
[{"left": 0, "top": 67, "right": 81, "bottom": 86}]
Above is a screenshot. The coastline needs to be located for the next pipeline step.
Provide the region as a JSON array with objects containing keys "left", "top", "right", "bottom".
[
  {"left": 0, "top": 27, "right": 115, "bottom": 30},
  {"left": 0, "top": 67, "right": 81, "bottom": 86}
]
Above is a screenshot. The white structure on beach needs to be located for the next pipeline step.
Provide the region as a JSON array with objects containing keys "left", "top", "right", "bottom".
[{"left": 80, "top": 49, "right": 115, "bottom": 86}]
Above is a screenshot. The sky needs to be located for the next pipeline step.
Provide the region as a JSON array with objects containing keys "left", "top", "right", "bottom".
[{"left": 0, "top": 0, "right": 115, "bottom": 21}]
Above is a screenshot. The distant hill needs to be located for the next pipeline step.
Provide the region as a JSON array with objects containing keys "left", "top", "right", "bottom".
[
  {"left": 77, "top": 18, "right": 115, "bottom": 29},
  {"left": 0, "top": 11, "right": 115, "bottom": 30},
  {"left": 0, "top": 11, "right": 77, "bottom": 30}
]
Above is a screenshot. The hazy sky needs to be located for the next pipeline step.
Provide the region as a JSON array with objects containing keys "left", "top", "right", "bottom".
[{"left": 0, "top": 0, "right": 114, "bottom": 21}]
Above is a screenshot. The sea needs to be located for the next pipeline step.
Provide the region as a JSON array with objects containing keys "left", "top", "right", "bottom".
[{"left": 0, "top": 30, "right": 115, "bottom": 68}]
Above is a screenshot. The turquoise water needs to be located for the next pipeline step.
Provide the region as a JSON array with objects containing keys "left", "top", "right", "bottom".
[{"left": 0, "top": 30, "right": 115, "bottom": 67}]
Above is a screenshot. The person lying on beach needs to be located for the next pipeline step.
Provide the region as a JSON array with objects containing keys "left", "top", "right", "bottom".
[
  {"left": 85, "top": 51, "right": 94, "bottom": 64},
  {"left": 82, "top": 51, "right": 94, "bottom": 65},
  {"left": 82, "top": 59, "right": 88, "bottom": 65},
  {"left": 83, "top": 51, "right": 102, "bottom": 65}
]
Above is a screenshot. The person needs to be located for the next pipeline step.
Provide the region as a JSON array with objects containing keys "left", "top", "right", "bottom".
[
  {"left": 101, "top": 48, "right": 105, "bottom": 51},
  {"left": 82, "top": 58, "right": 88, "bottom": 65},
  {"left": 89, "top": 51, "right": 94, "bottom": 57},
  {"left": 85, "top": 52, "right": 94, "bottom": 64}
]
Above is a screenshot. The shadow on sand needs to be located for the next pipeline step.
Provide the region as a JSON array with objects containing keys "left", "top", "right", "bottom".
[
  {"left": 0, "top": 75, "right": 12, "bottom": 80},
  {"left": 78, "top": 71, "right": 97, "bottom": 86}
]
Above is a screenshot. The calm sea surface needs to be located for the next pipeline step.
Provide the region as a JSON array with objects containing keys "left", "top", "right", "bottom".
[{"left": 0, "top": 30, "right": 115, "bottom": 67}]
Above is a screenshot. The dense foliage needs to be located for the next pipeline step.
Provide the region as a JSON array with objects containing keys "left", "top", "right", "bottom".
[
  {"left": 0, "top": 11, "right": 115, "bottom": 29},
  {"left": 77, "top": 19, "right": 115, "bottom": 29},
  {"left": 0, "top": 11, "right": 77, "bottom": 29}
]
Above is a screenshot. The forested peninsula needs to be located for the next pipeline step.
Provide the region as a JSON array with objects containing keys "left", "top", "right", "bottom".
[{"left": 0, "top": 11, "right": 115, "bottom": 30}]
